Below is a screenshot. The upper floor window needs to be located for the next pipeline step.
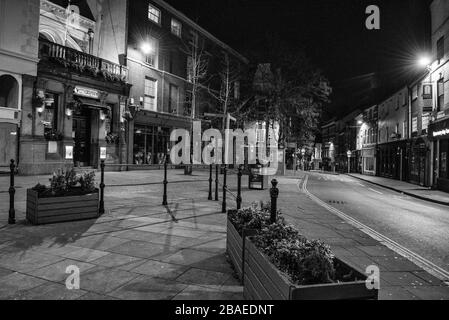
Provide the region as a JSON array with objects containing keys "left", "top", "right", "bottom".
[
  {"left": 437, "top": 36, "right": 444, "bottom": 62},
  {"left": 422, "top": 84, "right": 432, "bottom": 99},
  {"left": 234, "top": 81, "right": 240, "bottom": 100},
  {"left": 143, "top": 38, "right": 158, "bottom": 67},
  {"left": 169, "top": 84, "right": 179, "bottom": 114},
  {"left": 437, "top": 79, "right": 444, "bottom": 111},
  {"left": 412, "top": 85, "right": 418, "bottom": 100},
  {"left": 171, "top": 19, "right": 182, "bottom": 37},
  {"left": 148, "top": 4, "right": 161, "bottom": 25},
  {"left": 144, "top": 77, "right": 157, "bottom": 111}
]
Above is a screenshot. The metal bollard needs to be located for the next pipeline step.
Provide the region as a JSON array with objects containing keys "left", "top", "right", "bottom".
[
  {"left": 9, "top": 159, "right": 16, "bottom": 225},
  {"left": 222, "top": 165, "right": 227, "bottom": 213},
  {"left": 215, "top": 164, "right": 219, "bottom": 201},
  {"left": 99, "top": 160, "right": 105, "bottom": 215},
  {"left": 208, "top": 164, "right": 213, "bottom": 200},
  {"left": 163, "top": 155, "right": 168, "bottom": 206},
  {"left": 236, "top": 165, "right": 242, "bottom": 210},
  {"left": 270, "top": 179, "right": 279, "bottom": 224}
]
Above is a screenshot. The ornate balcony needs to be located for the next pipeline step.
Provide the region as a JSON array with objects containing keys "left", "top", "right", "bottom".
[{"left": 38, "top": 39, "right": 128, "bottom": 83}]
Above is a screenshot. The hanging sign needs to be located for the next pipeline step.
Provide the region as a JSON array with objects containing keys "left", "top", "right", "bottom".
[
  {"left": 100, "top": 147, "right": 107, "bottom": 160},
  {"left": 74, "top": 86, "right": 100, "bottom": 99}
]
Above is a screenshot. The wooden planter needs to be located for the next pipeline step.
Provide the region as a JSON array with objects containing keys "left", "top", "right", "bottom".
[
  {"left": 26, "top": 189, "right": 100, "bottom": 225},
  {"left": 244, "top": 238, "right": 378, "bottom": 300},
  {"left": 226, "top": 211, "right": 258, "bottom": 282}
]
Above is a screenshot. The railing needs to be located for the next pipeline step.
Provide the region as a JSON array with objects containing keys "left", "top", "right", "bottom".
[{"left": 38, "top": 39, "right": 128, "bottom": 83}]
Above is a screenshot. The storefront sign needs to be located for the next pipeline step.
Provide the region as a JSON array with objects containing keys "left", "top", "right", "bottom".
[
  {"left": 412, "top": 117, "right": 418, "bottom": 133},
  {"left": 100, "top": 147, "right": 107, "bottom": 160},
  {"left": 433, "top": 129, "right": 449, "bottom": 138},
  {"left": 65, "top": 146, "right": 73, "bottom": 160},
  {"left": 73, "top": 86, "right": 100, "bottom": 99}
]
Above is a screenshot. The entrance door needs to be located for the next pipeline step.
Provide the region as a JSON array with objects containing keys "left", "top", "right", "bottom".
[
  {"left": 73, "top": 109, "right": 91, "bottom": 167},
  {"left": 0, "top": 123, "right": 17, "bottom": 169}
]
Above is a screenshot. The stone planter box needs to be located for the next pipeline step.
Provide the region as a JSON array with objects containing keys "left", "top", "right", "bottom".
[
  {"left": 26, "top": 188, "right": 100, "bottom": 225},
  {"left": 226, "top": 211, "right": 258, "bottom": 282},
  {"left": 244, "top": 238, "right": 378, "bottom": 300}
]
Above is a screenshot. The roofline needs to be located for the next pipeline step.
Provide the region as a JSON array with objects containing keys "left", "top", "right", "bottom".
[{"left": 152, "top": 0, "right": 249, "bottom": 64}]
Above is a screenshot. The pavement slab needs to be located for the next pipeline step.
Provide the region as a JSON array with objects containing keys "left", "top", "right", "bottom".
[
  {"left": 24, "top": 259, "right": 96, "bottom": 283},
  {"left": 130, "top": 260, "right": 189, "bottom": 280},
  {"left": 77, "top": 266, "right": 140, "bottom": 295}
]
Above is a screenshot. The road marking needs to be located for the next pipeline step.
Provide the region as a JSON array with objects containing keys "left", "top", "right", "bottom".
[
  {"left": 300, "top": 174, "right": 449, "bottom": 281},
  {"left": 368, "top": 188, "right": 383, "bottom": 195},
  {"left": 357, "top": 182, "right": 365, "bottom": 187}
]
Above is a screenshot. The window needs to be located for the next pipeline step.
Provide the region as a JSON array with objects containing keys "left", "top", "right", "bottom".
[
  {"left": 187, "top": 56, "right": 194, "bottom": 82},
  {"left": 169, "top": 84, "right": 179, "bottom": 114},
  {"left": 171, "top": 19, "right": 182, "bottom": 37},
  {"left": 234, "top": 81, "right": 240, "bottom": 100},
  {"left": 144, "top": 78, "right": 157, "bottom": 111},
  {"left": 437, "top": 36, "right": 444, "bottom": 62},
  {"left": 423, "top": 84, "right": 432, "bottom": 99},
  {"left": 437, "top": 79, "right": 444, "bottom": 111},
  {"left": 189, "top": 31, "right": 199, "bottom": 48},
  {"left": 143, "top": 38, "right": 158, "bottom": 67},
  {"left": 412, "top": 85, "right": 418, "bottom": 100},
  {"left": 148, "top": 4, "right": 161, "bottom": 24},
  {"left": 43, "top": 93, "right": 59, "bottom": 134}
]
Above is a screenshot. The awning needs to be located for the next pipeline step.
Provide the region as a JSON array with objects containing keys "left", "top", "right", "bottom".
[{"left": 75, "top": 97, "right": 110, "bottom": 111}]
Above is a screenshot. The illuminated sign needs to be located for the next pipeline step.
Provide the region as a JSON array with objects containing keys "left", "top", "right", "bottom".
[
  {"left": 74, "top": 86, "right": 100, "bottom": 99},
  {"left": 433, "top": 129, "right": 449, "bottom": 138}
]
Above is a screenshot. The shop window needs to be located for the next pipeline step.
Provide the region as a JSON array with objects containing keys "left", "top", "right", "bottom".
[
  {"left": 133, "top": 126, "right": 172, "bottom": 165},
  {"left": 43, "top": 93, "right": 59, "bottom": 135},
  {"left": 440, "top": 152, "right": 447, "bottom": 178}
]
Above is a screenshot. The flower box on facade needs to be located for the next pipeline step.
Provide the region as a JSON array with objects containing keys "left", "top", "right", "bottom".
[
  {"left": 226, "top": 210, "right": 258, "bottom": 282},
  {"left": 26, "top": 188, "right": 100, "bottom": 225},
  {"left": 243, "top": 238, "right": 378, "bottom": 300}
]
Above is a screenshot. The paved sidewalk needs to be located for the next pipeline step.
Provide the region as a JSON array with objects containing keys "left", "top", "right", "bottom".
[
  {"left": 348, "top": 173, "right": 449, "bottom": 206},
  {"left": 0, "top": 170, "right": 243, "bottom": 300}
]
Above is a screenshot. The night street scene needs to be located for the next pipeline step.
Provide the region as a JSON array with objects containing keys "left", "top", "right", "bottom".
[{"left": 1, "top": 0, "right": 449, "bottom": 309}]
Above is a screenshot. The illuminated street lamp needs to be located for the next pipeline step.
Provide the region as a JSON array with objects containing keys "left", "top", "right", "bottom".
[
  {"left": 301, "top": 148, "right": 306, "bottom": 171},
  {"left": 347, "top": 150, "right": 352, "bottom": 174},
  {"left": 418, "top": 56, "right": 431, "bottom": 68},
  {"left": 140, "top": 42, "right": 154, "bottom": 55}
]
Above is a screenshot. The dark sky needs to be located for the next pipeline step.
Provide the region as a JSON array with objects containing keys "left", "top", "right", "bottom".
[{"left": 165, "top": 0, "right": 432, "bottom": 120}]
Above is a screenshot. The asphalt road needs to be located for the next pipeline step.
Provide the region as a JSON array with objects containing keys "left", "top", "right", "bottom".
[{"left": 305, "top": 172, "right": 449, "bottom": 280}]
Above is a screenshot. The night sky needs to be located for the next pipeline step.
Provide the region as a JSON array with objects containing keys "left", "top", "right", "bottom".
[{"left": 165, "top": 0, "right": 432, "bottom": 120}]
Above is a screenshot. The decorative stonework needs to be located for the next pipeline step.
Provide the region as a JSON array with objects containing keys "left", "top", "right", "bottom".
[{"left": 40, "top": 0, "right": 95, "bottom": 31}]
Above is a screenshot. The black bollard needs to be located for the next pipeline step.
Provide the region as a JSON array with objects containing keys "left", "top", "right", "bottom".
[
  {"left": 8, "top": 159, "right": 16, "bottom": 225},
  {"left": 99, "top": 160, "right": 105, "bottom": 215},
  {"left": 236, "top": 165, "right": 242, "bottom": 210},
  {"left": 208, "top": 164, "right": 213, "bottom": 200},
  {"left": 215, "top": 164, "right": 219, "bottom": 201},
  {"left": 270, "top": 179, "right": 279, "bottom": 224},
  {"left": 163, "top": 155, "right": 168, "bottom": 206},
  {"left": 222, "top": 165, "right": 227, "bottom": 213}
]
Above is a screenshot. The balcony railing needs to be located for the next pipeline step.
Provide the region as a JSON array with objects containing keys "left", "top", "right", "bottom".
[{"left": 38, "top": 39, "right": 128, "bottom": 83}]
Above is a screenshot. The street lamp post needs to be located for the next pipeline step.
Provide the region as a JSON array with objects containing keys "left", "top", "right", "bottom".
[
  {"left": 301, "top": 148, "right": 306, "bottom": 171},
  {"left": 347, "top": 150, "right": 352, "bottom": 174}
]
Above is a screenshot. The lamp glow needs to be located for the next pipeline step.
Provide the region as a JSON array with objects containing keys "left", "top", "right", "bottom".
[
  {"left": 418, "top": 56, "right": 431, "bottom": 68},
  {"left": 140, "top": 42, "right": 154, "bottom": 55}
]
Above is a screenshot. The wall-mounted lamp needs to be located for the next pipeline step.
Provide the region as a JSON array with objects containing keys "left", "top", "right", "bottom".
[
  {"left": 100, "top": 110, "right": 107, "bottom": 121},
  {"left": 66, "top": 107, "right": 73, "bottom": 118},
  {"left": 36, "top": 106, "right": 44, "bottom": 116},
  {"left": 139, "top": 96, "right": 144, "bottom": 107}
]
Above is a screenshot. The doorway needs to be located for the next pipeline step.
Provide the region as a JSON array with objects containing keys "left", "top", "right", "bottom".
[{"left": 73, "top": 108, "right": 91, "bottom": 167}]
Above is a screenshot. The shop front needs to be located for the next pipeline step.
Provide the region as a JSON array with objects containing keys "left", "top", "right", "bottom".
[
  {"left": 127, "top": 110, "right": 191, "bottom": 169},
  {"left": 429, "top": 118, "right": 449, "bottom": 192},
  {"left": 408, "top": 137, "right": 430, "bottom": 187},
  {"left": 361, "top": 147, "right": 376, "bottom": 176},
  {"left": 377, "top": 141, "right": 407, "bottom": 181}
]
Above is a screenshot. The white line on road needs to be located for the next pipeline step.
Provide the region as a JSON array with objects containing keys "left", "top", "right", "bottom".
[
  {"left": 357, "top": 183, "right": 365, "bottom": 187},
  {"left": 300, "top": 174, "right": 449, "bottom": 281},
  {"left": 368, "top": 188, "right": 383, "bottom": 195}
]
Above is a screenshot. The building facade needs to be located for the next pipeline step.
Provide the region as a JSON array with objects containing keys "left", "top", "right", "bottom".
[
  {"left": 125, "top": 0, "right": 248, "bottom": 169},
  {"left": 0, "top": 0, "right": 40, "bottom": 172},
  {"left": 377, "top": 87, "right": 409, "bottom": 181},
  {"left": 358, "top": 105, "right": 378, "bottom": 176},
  {"left": 427, "top": 0, "right": 449, "bottom": 192}
]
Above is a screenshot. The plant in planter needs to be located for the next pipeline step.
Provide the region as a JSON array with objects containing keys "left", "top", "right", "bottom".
[
  {"left": 227, "top": 202, "right": 281, "bottom": 282},
  {"left": 27, "top": 169, "right": 100, "bottom": 225},
  {"left": 243, "top": 221, "right": 378, "bottom": 300}
]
